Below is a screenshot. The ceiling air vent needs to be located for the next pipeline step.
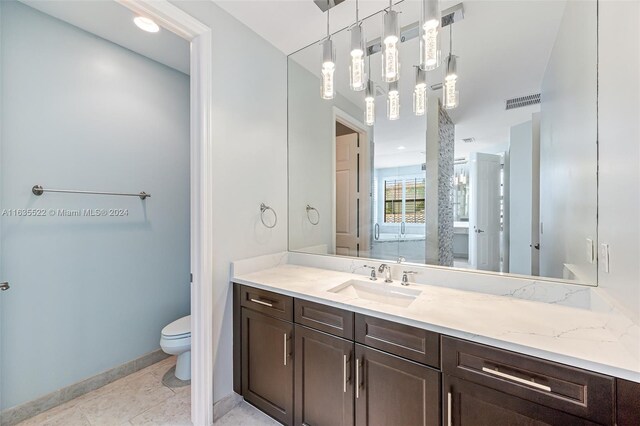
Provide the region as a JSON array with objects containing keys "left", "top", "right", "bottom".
[
  {"left": 462, "top": 137, "right": 475, "bottom": 143},
  {"left": 505, "top": 93, "right": 541, "bottom": 110}
]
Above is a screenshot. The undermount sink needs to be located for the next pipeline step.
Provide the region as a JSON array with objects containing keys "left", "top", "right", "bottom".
[{"left": 328, "top": 279, "right": 422, "bottom": 308}]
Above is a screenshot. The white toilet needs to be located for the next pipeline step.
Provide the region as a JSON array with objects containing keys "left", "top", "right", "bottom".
[{"left": 160, "top": 315, "right": 191, "bottom": 381}]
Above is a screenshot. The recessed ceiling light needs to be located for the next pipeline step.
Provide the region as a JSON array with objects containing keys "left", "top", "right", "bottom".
[
  {"left": 397, "top": 146, "right": 406, "bottom": 150},
  {"left": 134, "top": 16, "right": 160, "bottom": 33}
]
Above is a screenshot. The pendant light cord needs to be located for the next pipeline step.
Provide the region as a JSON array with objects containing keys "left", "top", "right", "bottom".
[
  {"left": 355, "top": 0, "right": 359, "bottom": 23},
  {"left": 449, "top": 23, "right": 453, "bottom": 55},
  {"left": 326, "top": 0, "right": 330, "bottom": 38}
]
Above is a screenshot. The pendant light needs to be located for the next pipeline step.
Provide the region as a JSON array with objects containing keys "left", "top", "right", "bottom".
[
  {"left": 420, "top": 0, "right": 441, "bottom": 70},
  {"left": 413, "top": 67, "right": 427, "bottom": 116},
  {"left": 365, "top": 56, "right": 376, "bottom": 126},
  {"left": 349, "top": 0, "right": 366, "bottom": 91},
  {"left": 321, "top": 0, "right": 335, "bottom": 100},
  {"left": 382, "top": 0, "right": 400, "bottom": 83},
  {"left": 443, "top": 25, "right": 459, "bottom": 109},
  {"left": 387, "top": 81, "right": 400, "bottom": 120},
  {"left": 365, "top": 80, "right": 376, "bottom": 125}
]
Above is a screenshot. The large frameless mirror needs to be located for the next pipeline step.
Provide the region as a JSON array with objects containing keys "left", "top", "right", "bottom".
[{"left": 288, "top": 0, "right": 598, "bottom": 285}]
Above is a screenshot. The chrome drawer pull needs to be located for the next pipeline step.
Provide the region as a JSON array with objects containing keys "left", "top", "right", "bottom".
[
  {"left": 482, "top": 367, "right": 552, "bottom": 392},
  {"left": 343, "top": 354, "right": 348, "bottom": 393},
  {"left": 447, "top": 392, "right": 452, "bottom": 426},
  {"left": 250, "top": 298, "right": 273, "bottom": 307},
  {"left": 355, "top": 359, "right": 360, "bottom": 399},
  {"left": 283, "top": 333, "right": 288, "bottom": 366}
]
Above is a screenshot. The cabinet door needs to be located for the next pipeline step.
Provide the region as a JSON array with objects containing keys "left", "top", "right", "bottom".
[
  {"left": 242, "top": 308, "right": 294, "bottom": 425},
  {"left": 294, "top": 325, "right": 354, "bottom": 426},
  {"left": 444, "top": 375, "right": 600, "bottom": 426},
  {"left": 355, "top": 344, "right": 440, "bottom": 426}
]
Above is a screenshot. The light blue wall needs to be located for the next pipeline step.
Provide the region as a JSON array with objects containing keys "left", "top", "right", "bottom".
[{"left": 0, "top": 1, "right": 190, "bottom": 409}]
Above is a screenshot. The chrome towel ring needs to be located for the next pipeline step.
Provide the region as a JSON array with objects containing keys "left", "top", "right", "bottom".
[
  {"left": 306, "top": 205, "right": 320, "bottom": 225},
  {"left": 260, "top": 203, "right": 278, "bottom": 228}
]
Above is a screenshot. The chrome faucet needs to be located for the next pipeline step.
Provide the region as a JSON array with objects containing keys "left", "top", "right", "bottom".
[
  {"left": 401, "top": 271, "right": 417, "bottom": 286},
  {"left": 363, "top": 265, "right": 377, "bottom": 281},
  {"left": 378, "top": 264, "right": 393, "bottom": 283}
]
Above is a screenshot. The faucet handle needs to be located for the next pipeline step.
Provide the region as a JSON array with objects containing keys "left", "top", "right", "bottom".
[
  {"left": 363, "top": 265, "right": 377, "bottom": 281},
  {"left": 401, "top": 270, "right": 418, "bottom": 286}
]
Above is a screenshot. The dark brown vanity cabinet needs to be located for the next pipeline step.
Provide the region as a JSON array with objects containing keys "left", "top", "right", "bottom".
[
  {"left": 355, "top": 344, "right": 441, "bottom": 426},
  {"left": 234, "top": 284, "right": 636, "bottom": 426},
  {"left": 294, "top": 325, "right": 354, "bottom": 426},
  {"left": 240, "top": 291, "right": 295, "bottom": 425},
  {"left": 442, "top": 336, "right": 616, "bottom": 425}
]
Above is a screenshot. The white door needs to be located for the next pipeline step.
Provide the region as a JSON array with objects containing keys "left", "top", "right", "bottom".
[
  {"left": 335, "top": 133, "right": 359, "bottom": 256},
  {"left": 469, "top": 152, "right": 502, "bottom": 271}
]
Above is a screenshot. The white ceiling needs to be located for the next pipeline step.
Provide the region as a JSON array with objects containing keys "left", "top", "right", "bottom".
[
  {"left": 20, "top": 0, "right": 190, "bottom": 75},
  {"left": 282, "top": 0, "right": 568, "bottom": 168}
]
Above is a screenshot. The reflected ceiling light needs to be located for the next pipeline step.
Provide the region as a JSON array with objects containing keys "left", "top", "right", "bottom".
[
  {"left": 420, "top": 0, "right": 441, "bottom": 70},
  {"left": 387, "top": 81, "right": 400, "bottom": 120},
  {"left": 365, "top": 79, "right": 376, "bottom": 126},
  {"left": 133, "top": 16, "right": 160, "bottom": 33},
  {"left": 397, "top": 146, "right": 406, "bottom": 150},
  {"left": 321, "top": 1, "right": 335, "bottom": 100},
  {"left": 349, "top": 0, "right": 366, "bottom": 91},
  {"left": 413, "top": 67, "right": 427, "bottom": 116},
  {"left": 382, "top": 0, "right": 400, "bottom": 83},
  {"left": 443, "top": 25, "right": 459, "bottom": 109}
]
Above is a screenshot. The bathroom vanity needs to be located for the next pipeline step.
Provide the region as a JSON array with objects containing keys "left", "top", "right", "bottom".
[{"left": 232, "top": 261, "right": 639, "bottom": 426}]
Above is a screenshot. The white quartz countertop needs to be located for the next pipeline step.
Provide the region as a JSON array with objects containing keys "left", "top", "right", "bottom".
[{"left": 233, "top": 264, "right": 640, "bottom": 382}]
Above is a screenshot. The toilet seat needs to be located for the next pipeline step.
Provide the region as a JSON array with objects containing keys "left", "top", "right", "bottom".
[{"left": 161, "top": 315, "right": 190, "bottom": 339}]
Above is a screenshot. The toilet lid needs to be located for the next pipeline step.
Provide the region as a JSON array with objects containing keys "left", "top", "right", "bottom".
[{"left": 162, "top": 315, "right": 191, "bottom": 338}]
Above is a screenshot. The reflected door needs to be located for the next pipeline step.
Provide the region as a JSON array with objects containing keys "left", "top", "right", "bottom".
[
  {"left": 469, "top": 153, "right": 501, "bottom": 271},
  {"left": 336, "top": 133, "right": 360, "bottom": 256}
]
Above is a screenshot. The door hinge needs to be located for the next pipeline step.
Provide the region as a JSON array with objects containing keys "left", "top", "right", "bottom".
[{"left": 190, "top": 273, "right": 193, "bottom": 283}]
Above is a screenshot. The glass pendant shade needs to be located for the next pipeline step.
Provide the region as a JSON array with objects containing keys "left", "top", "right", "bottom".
[
  {"left": 413, "top": 67, "right": 427, "bottom": 116},
  {"left": 365, "top": 80, "right": 376, "bottom": 126},
  {"left": 350, "top": 24, "right": 366, "bottom": 91},
  {"left": 382, "top": 10, "right": 400, "bottom": 83},
  {"left": 387, "top": 81, "right": 400, "bottom": 120},
  {"left": 321, "top": 38, "right": 335, "bottom": 100},
  {"left": 420, "top": 0, "right": 441, "bottom": 70},
  {"left": 443, "top": 54, "right": 458, "bottom": 109}
]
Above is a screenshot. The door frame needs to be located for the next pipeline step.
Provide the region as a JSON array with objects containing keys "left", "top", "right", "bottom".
[
  {"left": 114, "top": 1, "right": 213, "bottom": 424},
  {"left": 332, "top": 107, "right": 371, "bottom": 257}
]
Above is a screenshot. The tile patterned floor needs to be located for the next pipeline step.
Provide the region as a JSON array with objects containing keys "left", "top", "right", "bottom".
[
  {"left": 17, "top": 357, "right": 191, "bottom": 426},
  {"left": 16, "top": 356, "right": 279, "bottom": 426}
]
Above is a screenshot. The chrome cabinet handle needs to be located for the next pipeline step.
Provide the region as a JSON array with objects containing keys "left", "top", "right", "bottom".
[
  {"left": 283, "top": 334, "right": 287, "bottom": 366},
  {"left": 250, "top": 298, "right": 273, "bottom": 307},
  {"left": 343, "top": 354, "right": 348, "bottom": 393},
  {"left": 355, "top": 359, "right": 360, "bottom": 399},
  {"left": 374, "top": 223, "right": 380, "bottom": 240},
  {"left": 481, "top": 367, "right": 551, "bottom": 392},
  {"left": 0, "top": 282, "right": 9, "bottom": 291},
  {"left": 401, "top": 221, "right": 406, "bottom": 235},
  {"left": 447, "top": 392, "right": 452, "bottom": 426}
]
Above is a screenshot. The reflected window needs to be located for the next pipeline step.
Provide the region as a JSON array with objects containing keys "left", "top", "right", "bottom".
[{"left": 383, "top": 177, "right": 426, "bottom": 224}]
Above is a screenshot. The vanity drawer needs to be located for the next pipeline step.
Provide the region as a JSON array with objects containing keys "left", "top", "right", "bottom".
[
  {"left": 442, "top": 336, "right": 615, "bottom": 425},
  {"left": 294, "top": 298, "right": 354, "bottom": 339},
  {"left": 240, "top": 285, "right": 293, "bottom": 321},
  {"left": 355, "top": 314, "right": 440, "bottom": 368}
]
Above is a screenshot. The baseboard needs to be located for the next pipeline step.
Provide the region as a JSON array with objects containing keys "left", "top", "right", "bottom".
[
  {"left": 212, "top": 392, "right": 242, "bottom": 422},
  {"left": 0, "top": 349, "right": 168, "bottom": 426}
]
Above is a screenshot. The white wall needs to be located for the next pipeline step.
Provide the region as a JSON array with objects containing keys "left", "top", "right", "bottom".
[
  {"left": 598, "top": 0, "right": 640, "bottom": 323},
  {"left": 288, "top": 60, "right": 364, "bottom": 254},
  {"left": 539, "top": 0, "right": 597, "bottom": 283},
  {"left": 169, "top": 1, "right": 288, "bottom": 404},
  {"left": 0, "top": 1, "right": 190, "bottom": 409}
]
